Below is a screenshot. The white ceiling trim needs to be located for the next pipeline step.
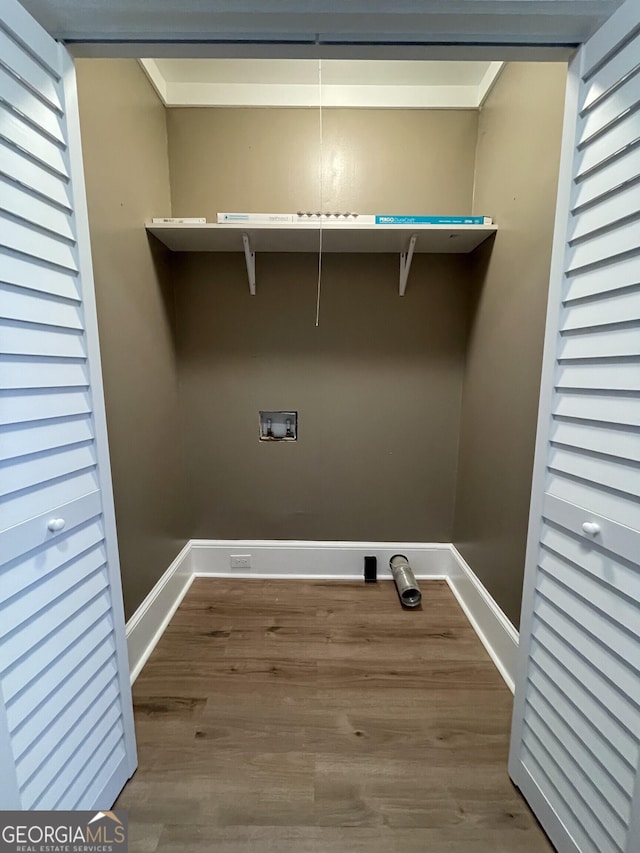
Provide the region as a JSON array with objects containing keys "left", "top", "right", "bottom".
[
  {"left": 140, "top": 57, "right": 168, "bottom": 103},
  {"left": 477, "top": 61, "right": 505, "bottom": 106},
  {"left": 139, "top": 59, "right": 504, "bottom": 109}
]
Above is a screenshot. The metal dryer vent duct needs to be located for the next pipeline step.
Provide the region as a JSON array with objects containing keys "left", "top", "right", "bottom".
[{"left": 389, "top": 555, "right": 422, "bottom": 608}]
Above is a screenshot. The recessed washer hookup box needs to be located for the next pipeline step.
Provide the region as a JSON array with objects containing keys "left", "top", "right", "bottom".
[{"left": 259, "top": 411, "right": 297, "bottom": 441}]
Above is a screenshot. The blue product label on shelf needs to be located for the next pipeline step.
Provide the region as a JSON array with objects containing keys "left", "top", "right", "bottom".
[{"left": 375, "top": 215, "right": 487, "bottom": 225}]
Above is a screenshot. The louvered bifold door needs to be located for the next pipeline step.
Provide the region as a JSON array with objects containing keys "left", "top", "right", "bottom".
[
  {"left": 0, "top": 0, "right": 137, "bottom": 809},
  {"left": 509, "top": 2, "right": 640, "bottom": 852}
]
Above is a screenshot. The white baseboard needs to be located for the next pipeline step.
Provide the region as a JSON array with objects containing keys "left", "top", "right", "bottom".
[
  {"left": 125, "top": 539, "right": 519, "bottom": 693},
  {"left": 190, "top": 539, "right": 452, "bottom": 579},
  {"left": 125, "top": 542, "right": 193, "bottom": 684},
  {"left": 447, "top": 545, "right": 519, "bottom": 693}
]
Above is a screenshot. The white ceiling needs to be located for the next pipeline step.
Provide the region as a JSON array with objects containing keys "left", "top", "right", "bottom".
[
  {"left": 154, "top": 59, "right": 494, "bottom": 87},
  {"left": 20, "top": 0, "right": 624, "bottom": 57},
  {"left": 141, "top": 58, "right": 504, "bottom": 108}
]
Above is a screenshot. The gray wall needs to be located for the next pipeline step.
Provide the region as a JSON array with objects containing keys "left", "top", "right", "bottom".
[
  {"left": 453, "top": 62, "right": 567, "bottom": 627},
  {"left": 168, "top": 108, "right": 479, "bottom": 540},
  {"left": 176, "top": 252, "right": 471, "bottom": 540},
  {"left": 76, "top": 60, "right": 188, "bottom": 619},
  {"left": 167, "top": 108, "right": 479, "bottom": 218}
]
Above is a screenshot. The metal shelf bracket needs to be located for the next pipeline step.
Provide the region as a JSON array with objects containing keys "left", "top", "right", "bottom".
[
  {"left": 242, "top": 233, "right": 256, "bottom": 295},
  {"left": 399, "top": 233, "right": 417, "bottom": 296}
]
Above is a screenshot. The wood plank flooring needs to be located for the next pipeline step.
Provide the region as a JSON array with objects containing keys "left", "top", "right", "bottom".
[{"left": 117, "top": 579, "right": 553, "bottom": 852}]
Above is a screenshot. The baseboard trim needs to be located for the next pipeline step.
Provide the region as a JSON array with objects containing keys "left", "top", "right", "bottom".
[
  {"left": 447, "top": 545, "right": 519, "bottom": 693},
  {"left": 125, "top": 542, "right": 193, "bottom": 684},
  {"left": 193, "top": 572, "right": 450, "bottom": 581},
  {"left": 190, "top": 539, "right": 453, "bottom": 579},
  {"left": 126, "top": 539, "right": 519, "bottom": 692}
]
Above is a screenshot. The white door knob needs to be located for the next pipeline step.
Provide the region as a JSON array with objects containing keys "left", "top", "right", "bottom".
[
  {"left": 582, "top": 521, "right": 601, "bottom": 536},
  {"left": 47, "top": 518, "right": 66, "bottom": 532}
]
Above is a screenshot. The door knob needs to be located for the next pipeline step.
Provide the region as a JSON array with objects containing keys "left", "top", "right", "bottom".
[
  {"left": 582, "top": 521, "right": 600, "bottom": 536},
  {"left": 47, "top": 518, "right": 66, "bottom": 532}
]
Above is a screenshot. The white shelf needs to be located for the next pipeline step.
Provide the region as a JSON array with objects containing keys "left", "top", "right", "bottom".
[
  {"left": 145, "top": 221, "right": 497, "bottom": 295},
  {"left": 147, "top": 221, "right": 496, "bottom": 254}
]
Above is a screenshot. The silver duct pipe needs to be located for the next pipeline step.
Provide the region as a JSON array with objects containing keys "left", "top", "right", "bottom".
[{"left": 389, "top": 554, "right": 422, "bottom": 608}]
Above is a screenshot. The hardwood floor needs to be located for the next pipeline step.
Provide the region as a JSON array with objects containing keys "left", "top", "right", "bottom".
[{"left": 117, "top": 579, "right": 553, "bottom": 852}]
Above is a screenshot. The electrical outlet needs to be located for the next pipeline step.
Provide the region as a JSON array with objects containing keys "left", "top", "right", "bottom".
[{"left": 230, "top": 554, "right": 251, "bottom": 569}]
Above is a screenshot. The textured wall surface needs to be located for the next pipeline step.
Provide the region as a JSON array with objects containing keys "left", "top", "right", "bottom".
[
  {"left": 167, "top": 106, "right": 479, "bottom": 540},
  {"left": 167, "top": 107, "right": 479, "bottom": 218},
  {"left": 175, "top": 252, "right": 472, "bottom": 540},
  {"left": 453, "top": 62, "right": 567, "bottom": 627},
  {"left": 77, "top": 59, "right": 188, "bottom": 618}
]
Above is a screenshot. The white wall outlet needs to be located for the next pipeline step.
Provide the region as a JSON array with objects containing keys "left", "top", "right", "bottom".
[{"left": 230, "top": 554, "right": 252, "bottom": 569}]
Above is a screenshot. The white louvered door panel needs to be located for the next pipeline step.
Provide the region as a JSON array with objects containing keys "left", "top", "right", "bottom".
[
  {"left": 0, "top": 0, "right": 137, "bottom": 810},
  {"left": 510, "top": 3, "right": 640, "bottom": 852}
]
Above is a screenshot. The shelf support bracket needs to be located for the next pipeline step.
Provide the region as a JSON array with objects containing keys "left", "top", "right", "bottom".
[
  {"left": 399, "top": 234, "right": 417, "bottom": 297},
  {"left": 242, "top": 233, "right": 256, "bottom": 295}
]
